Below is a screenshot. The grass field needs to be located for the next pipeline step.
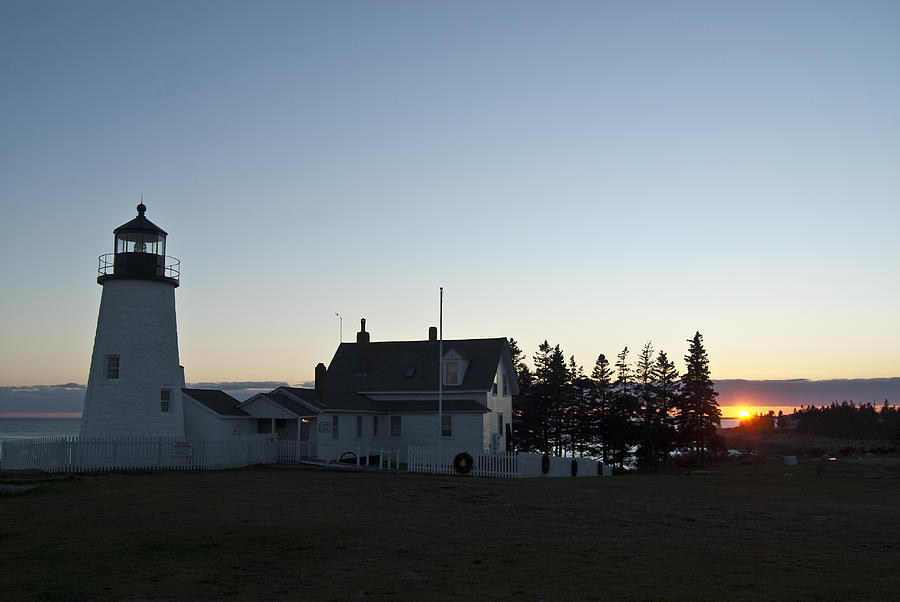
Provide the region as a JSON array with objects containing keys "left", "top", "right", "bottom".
[{"left": 2, "top": 460, "right": 899, "bottom": 601}]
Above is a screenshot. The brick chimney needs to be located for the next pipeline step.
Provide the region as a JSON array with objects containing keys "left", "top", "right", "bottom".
[
  {"left": 314, "top": 362, "right": 327, "bottom": 402},
  {"left": 356, "top": 318, "right": 370, "bottom": 373},
  {"left": 428, "top": 326, "right": 437, "bottom": 343}
]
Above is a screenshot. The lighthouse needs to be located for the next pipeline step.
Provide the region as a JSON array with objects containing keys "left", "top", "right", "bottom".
[{"left": 79, "top": 203, "right": 186, "bottom": 438}]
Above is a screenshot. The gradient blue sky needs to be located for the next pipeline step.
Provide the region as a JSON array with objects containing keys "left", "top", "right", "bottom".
[{"left": 2, "top": 1, "right": 898, "bottom": 388}]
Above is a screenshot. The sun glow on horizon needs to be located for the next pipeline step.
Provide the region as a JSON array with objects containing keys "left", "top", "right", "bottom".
[{"left": 738, "top": 410, "right": 751, "bottom": 420}]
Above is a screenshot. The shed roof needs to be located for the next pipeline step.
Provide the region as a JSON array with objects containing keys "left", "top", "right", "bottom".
[{"left": 182, "top": 388, "right": 248, "bottom": 416}]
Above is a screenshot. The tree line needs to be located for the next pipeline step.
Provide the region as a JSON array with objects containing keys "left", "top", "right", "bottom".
[
  {"left": 509, "top": 331, "right": 723, "bottom": 468},
  {"left": 739, "top": 401, "right": 900, "bottom": 442}
]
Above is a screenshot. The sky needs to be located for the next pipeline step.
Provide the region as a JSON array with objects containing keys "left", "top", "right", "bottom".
[{"left": 1, "top": 1, "right": 898, "bottom": 398}]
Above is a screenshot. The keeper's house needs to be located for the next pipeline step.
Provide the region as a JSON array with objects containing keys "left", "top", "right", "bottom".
[{"left": 182, "top": 319, "right": 518, "bottom": 462}]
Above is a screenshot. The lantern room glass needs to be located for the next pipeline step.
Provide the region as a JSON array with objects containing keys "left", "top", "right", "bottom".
[{"left": 115, "top": 232, "right": 166, "bottom": 256}]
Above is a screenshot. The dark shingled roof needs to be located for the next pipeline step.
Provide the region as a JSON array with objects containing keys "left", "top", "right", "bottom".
[
  {"left": 326, "top": 337, "right": 513, "bottom": 394},
  {"left": 182, "top": 389, "right": 248, "bottom": 416},
  {"left": 278, "top": 387, "right": 380, "bottom": 412},
  {"left": 259, "top": 391, "right": 319, "bottom": 417},
  {"left": 249, "top": 337, "right": 515, "bottom": 415}
]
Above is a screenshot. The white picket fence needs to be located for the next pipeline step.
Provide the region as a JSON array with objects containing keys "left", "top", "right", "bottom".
[
  {"left": 407, "top": 446, "right": 606, "bottom": 479},
  {"left": 0, "top": 434, "right": 275, "bottom": 472},
  {"left": 407, "top": 446, "right": 520, "bottom": 478},
  {"left": 275, "top": 439, "right": 316, "bottom": 462}
]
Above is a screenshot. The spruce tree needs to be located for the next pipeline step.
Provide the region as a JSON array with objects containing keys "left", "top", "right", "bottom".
[
  {"left": 567, "top": 356, "right": 591, "bottom": 457},
  {"left": 635, "top": 341, "right": 657, "bottom": 467},
  {"left": 591, "top": 354, "right": 614, "bottom": 464},
  {"left": 532, "top": 341, "right": 569, "bottom": 455},
  {"left": 652, "top": 350, "right": 679, "bottom": 465},
  {"left": 675, "top": 332, "right": 722, "bottom": 466},
  {"left": 507, "top": 338, "right": 533, "bottom": 452},
  {"left": 609, "top": 346, "right": 639, "bottom": 470}
]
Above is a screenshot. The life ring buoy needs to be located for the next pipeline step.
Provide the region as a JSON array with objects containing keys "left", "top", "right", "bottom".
[
  {"left": 541, "top": 453, "right": 550, "bottom": 475},
  {"left": 453, "top": 452, "right": 474, "bottom": 475}
]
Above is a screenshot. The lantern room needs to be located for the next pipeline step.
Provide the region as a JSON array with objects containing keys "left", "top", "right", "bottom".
[{"left": 97, "top": 203, "right": 180, "bottom": 286}]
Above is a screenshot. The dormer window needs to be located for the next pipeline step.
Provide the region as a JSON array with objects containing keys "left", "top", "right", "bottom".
[
  {"left": 442, "top": 349, "right": 468, "bottom": 386},
  {"left": 404, "top": 367, "right": 416, "bottom": 378},
  {"left": 445, "top": 362, "right": 459, "bottom": 385}
]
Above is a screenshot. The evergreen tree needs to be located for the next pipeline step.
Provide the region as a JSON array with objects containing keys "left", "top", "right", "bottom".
[
  {"left": 609, "top": 346, "right": 639, "bottom": 470},
  {"left": 651, "top": 350, "right": 679, "bottom": 465},
  {"left": 531, "top": 341, "right": 569, "bottom": 455},
  {"left": 675, "top": 332, "right": 722, "bottom": 466},
  {"left": 590, "top": 354, "right": 615, "bottom": 463},
  {"left": 567, "top": 356, "right": 591, "bottom": 457},
  {"left": 507, "top": 338, "right": 534, "bottom": 452},
  {"left": 634, "top": 341, "right": 657, "bottom": 467}
]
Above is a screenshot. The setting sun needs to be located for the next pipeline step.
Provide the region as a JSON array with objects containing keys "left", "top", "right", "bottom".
[{"left": 738, "top": 410, "right": 751, "bottom": 419}]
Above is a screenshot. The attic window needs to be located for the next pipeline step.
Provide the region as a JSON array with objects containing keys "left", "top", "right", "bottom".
[
  {"left": 445, "top": 362, "right": 459, "bottom": 385},
  {"left": 404, "top": 367, "right": 416, "bottom": 378}
]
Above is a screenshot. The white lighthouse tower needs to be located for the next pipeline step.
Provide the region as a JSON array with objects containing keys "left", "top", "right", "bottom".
[{"left": 80, "top": 203, "right": 186, "bottom": 438}]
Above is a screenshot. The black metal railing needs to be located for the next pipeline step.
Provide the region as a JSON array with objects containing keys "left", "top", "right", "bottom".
[{"left": 98, "top": 253, "right": 180, "bottom": 284}]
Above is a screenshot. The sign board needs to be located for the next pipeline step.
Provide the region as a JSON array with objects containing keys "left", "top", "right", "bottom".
[
  {"left": 171, "top": 442, "right": 193, "bottom": 458},
  {"left": 318, "top": 421, "right": 331, "bottom": 434}
]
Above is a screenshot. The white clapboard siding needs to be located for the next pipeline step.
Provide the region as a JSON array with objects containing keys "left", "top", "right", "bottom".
[{"left": 0, "top": 435, "right": 275, "bottom": 472}]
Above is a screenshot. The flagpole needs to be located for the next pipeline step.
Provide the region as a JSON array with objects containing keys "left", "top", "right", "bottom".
[{"left": 438, "top": 286, "right": 443, "bottom": 472}]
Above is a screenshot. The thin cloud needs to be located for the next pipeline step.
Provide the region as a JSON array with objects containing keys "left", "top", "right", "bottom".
[{"left": 715, "top": 378, "right": 900, "bottom": 407}]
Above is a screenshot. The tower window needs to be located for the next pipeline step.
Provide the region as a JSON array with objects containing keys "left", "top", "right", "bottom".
[
  {"left": 160, "top": 388, "right": 170, "bottom": 412},
  {"left": 503, "top": 374, "right": 509, "bottom": 396},
  {"left": 105, "top": 355, "right": 120, "bottom": 379}
]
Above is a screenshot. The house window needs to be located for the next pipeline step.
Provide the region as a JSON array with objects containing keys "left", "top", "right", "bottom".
[
  {"left": 503, "top": 374, "right": 509, "bottom": 396},
  {"left": 492, "top": 374, "right": 498, "bottom": 396},
  {"left": 276, "top": 419, "right": 286, "bottom": 429},
  {"left": 160, "top": 388, "right": 170, "bottom": 413},
  {"left": 373, "top": 415, "right": 379, "bottom": 438},
  {"left": 390, "top": 415, "right": 402, "bottom": 438},
  {"left": 498, "top": 412, "right": 504, "bottom": 435},
  {"left": 445, "top": 361, "right": 458, "bottom": 385},
  {"left": 404, "top": 367, "right": 416, "bottom": 378},
  {"left": 332, "top": 415, "right": 339, "bottom": 439},
  {"left": 441, "top": 414, "right": 452, "bottom": 438},
  {"left": 356, "top": 415, "right": 363, "bottom": 439},
  {"left": 105, "top": 355, "right": 120, "bottom": 379},
  {"left": 300, "top": 419, "right": 310, "bottom": 441}
]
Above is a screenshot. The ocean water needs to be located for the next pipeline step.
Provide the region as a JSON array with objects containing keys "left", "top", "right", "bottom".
[
  {"left": 0, "top": 418, "right": 81, "bottom": 463},
  {"left": 0, "top": 418, "right": 81, "bottom": 441}
]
